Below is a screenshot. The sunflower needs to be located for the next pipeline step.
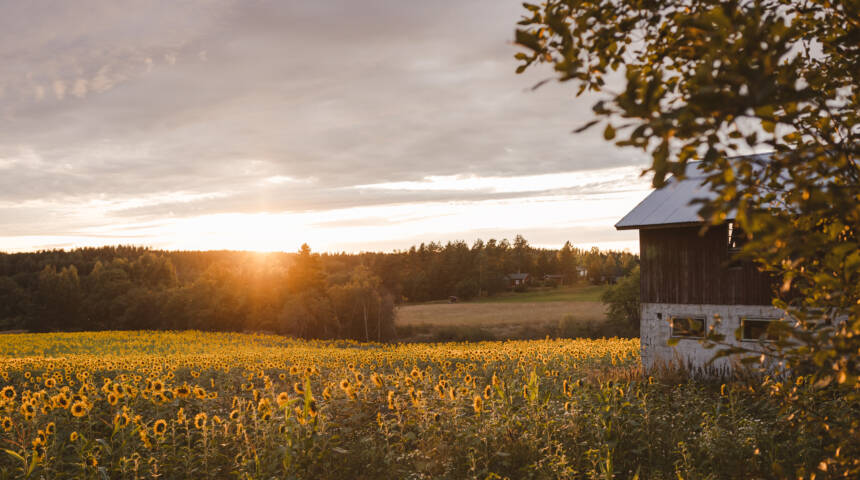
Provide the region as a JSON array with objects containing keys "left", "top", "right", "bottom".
[
  {"left": 114, "top": 412, "right": 130, "bottom": 429},
  {"left": 69, "top": 431, "right": 79, "bottom": 442},
  {"left": 308, "top": 399, "right": 318, "bottom": 418},
  {"left": 1, "top": 386, "right": 15, "bottom": 401},
  {"left": 229, "top": 409, "right": 240, "bottom": 421},
  {"left": 45, "top": 422, "right": 55, "bottom": 435},
  {"left": 71, "top": 400, "right": 89, "bottom": 417},
  {"left": 21, "top": 402, "right": 36, "bottom": 416},
  {"left": 33, "top": 444, "right": 45, "bottom": 461},
  {"left": 293, "top": 382, "right": 303, "bottom": 395},
  {"left": 339, "top": 379, "right": 350, "bottom": 392},
  {"left": 44, "top": 378, "right": 55, "bottom": 388},
  {"left": 1, "top": 416, "right": 12, "bottom": 431},
  {"left": 174, "top": 384, "right": 191, "bottom": 398},
  {"left": 194, "top": 412, "right": 207, "bottom": 429},
  {"left": 153, "top": 419, "right": 168, "bottom": 436},
  {"left": 276, "top": 392, "right": 290, "bottom": 408},
  {"left": 472, "top": 395, "right": 483, "bottom": 414},
  {"left": 86, "top": 456, "right": 98, "bottom": 468},
  {"left": 483, "top": 385, "right": 492, "bottom": 399},
  {"left": 107, "top": 393, "right": 119, "bottom": 406}
]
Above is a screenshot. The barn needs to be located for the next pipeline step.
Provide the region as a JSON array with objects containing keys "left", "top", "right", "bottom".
[{"left": 616, "top": 161, "right": 782, "bottom": 370}]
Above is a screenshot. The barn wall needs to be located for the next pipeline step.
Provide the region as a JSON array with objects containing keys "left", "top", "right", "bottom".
[
  {"left": 640, "top": 302, "right": 784, "bottom": 371},
  {"left": 639, "top": 225, "right": 774, "bottom": 305}
]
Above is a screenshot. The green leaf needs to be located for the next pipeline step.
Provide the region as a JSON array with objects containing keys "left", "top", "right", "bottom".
[
  {"left": 603, "top": 124, "right": 616, "bottom": 140},
  {"left": 3, "top": 449, "right": 25, "bottom": 464},
  {"left": 515, "top": 29, "right": 543, "bottom": 52}
]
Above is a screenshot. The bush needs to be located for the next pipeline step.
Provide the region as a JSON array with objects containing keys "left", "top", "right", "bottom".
[{"left": 600, "top": 266, "right": 640, "bottom": 337}]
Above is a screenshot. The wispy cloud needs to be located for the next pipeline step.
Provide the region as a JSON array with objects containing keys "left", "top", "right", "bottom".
[{"left": 0, "top": 0, "right": 652, "bottom": 253}]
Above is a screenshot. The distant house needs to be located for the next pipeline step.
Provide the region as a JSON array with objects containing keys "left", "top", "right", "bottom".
[
  {"left": 615, "top": 161, "right": 781, "bottom": 370},
  {"left": 575, "top": 266, "right": 588, "bottom": 278},
  {"left": 505, "top": 273, "right": 531, "bottom": 288},
  {"left": 543, "top": 274, "right": 565, "bottom": 286}
]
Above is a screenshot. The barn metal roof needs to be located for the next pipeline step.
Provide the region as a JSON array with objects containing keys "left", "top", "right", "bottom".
[{"left": 615, "top": 162, "right": 725, "bottom": 230}]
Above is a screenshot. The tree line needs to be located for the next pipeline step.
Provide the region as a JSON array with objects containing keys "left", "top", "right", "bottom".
[{"left": 0, "top": 236, "right": 637, "bottom": 339}]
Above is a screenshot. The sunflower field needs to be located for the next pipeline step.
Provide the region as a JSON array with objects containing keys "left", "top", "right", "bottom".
[{"left": 0, "top": 331, "right": 839, "bottom": 479}]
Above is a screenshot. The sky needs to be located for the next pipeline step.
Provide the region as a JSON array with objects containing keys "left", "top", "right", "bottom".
[{"left": 0, "top": 0, "right": 653, "bottom": 254}]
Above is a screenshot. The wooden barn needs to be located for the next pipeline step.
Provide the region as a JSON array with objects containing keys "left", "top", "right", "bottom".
[{"left": 616, "top": 161, "right": 781, "bottom": 369}]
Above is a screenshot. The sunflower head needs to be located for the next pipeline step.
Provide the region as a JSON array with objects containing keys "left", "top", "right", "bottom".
[
  {"left": 472, "top": 395, "right": 483, "bottom": 414},
  {"left": 194, "top": 412, "right": 207, "bottom": 429},
  {"left": 153, "top": 419, "right": 167, "bottom": 436}
]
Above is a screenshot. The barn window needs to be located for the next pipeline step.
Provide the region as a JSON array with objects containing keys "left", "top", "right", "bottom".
[
  {"left": 727, "top": 221, "right": 746, "bottom": 252},
  {"left": 670, "top": 315, "right": 706, "bottom": 338},
  {"left": 741, "top": 318, "right": 778, "bottom": 341}
]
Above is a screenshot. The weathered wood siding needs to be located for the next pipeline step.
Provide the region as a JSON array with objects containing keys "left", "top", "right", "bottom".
[{"left": 639, "top": 225, "right": 774, "bottom": 305}]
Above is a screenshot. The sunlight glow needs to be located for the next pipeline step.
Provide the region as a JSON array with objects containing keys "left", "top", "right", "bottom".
[{"left": 0, "top": 168, "right": 651, "bottom": 254}]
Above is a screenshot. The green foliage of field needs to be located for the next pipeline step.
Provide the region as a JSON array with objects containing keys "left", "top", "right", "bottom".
[{"left": 0, "top": 331, "right": 839, "bottom": 479}]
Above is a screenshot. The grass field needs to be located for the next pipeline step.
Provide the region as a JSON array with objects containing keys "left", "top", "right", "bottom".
[
  {"left": 397, "top": 301, "right": 607, "bottom": 340},
  {"left": 397, "top": 284, "right": 611, "bottom": 341},
  {"left": 0, "top": 331, "right": 835, "bottom": 478}
]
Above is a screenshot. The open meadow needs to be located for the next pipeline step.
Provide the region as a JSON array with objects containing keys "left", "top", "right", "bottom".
[
  {"left": 396, "top": 285, "right": 611, "bottom": 341},
  {"left": 0, "top": 331, "right": 835, "bottom": 479},
  {"left": 397, "top": 301, "right": 607, "bottom": 340}
]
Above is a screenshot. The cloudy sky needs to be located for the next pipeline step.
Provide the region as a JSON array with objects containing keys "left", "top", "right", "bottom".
[{"left": 0, "top": 0, "right": 652, "bottom": 254}]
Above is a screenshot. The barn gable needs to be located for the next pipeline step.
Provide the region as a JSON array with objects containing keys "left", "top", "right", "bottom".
[{"left": 616, "top": 156, "right": 782, "bottom": 370}]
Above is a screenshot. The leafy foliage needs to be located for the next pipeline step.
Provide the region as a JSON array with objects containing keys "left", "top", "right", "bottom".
[
  {"left": 0, "top": 239, "right": 637, "bottom": 337},
  {"left": 601, "top": 266, "right": 640, "bottom": 336},
  {"left": 515, "top": 0, "right": 858, "bottom": 474}
]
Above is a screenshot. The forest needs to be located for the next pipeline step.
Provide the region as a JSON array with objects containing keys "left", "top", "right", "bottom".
[{"left": 0, "top": 236, "right": 638, "bottom": 339}]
